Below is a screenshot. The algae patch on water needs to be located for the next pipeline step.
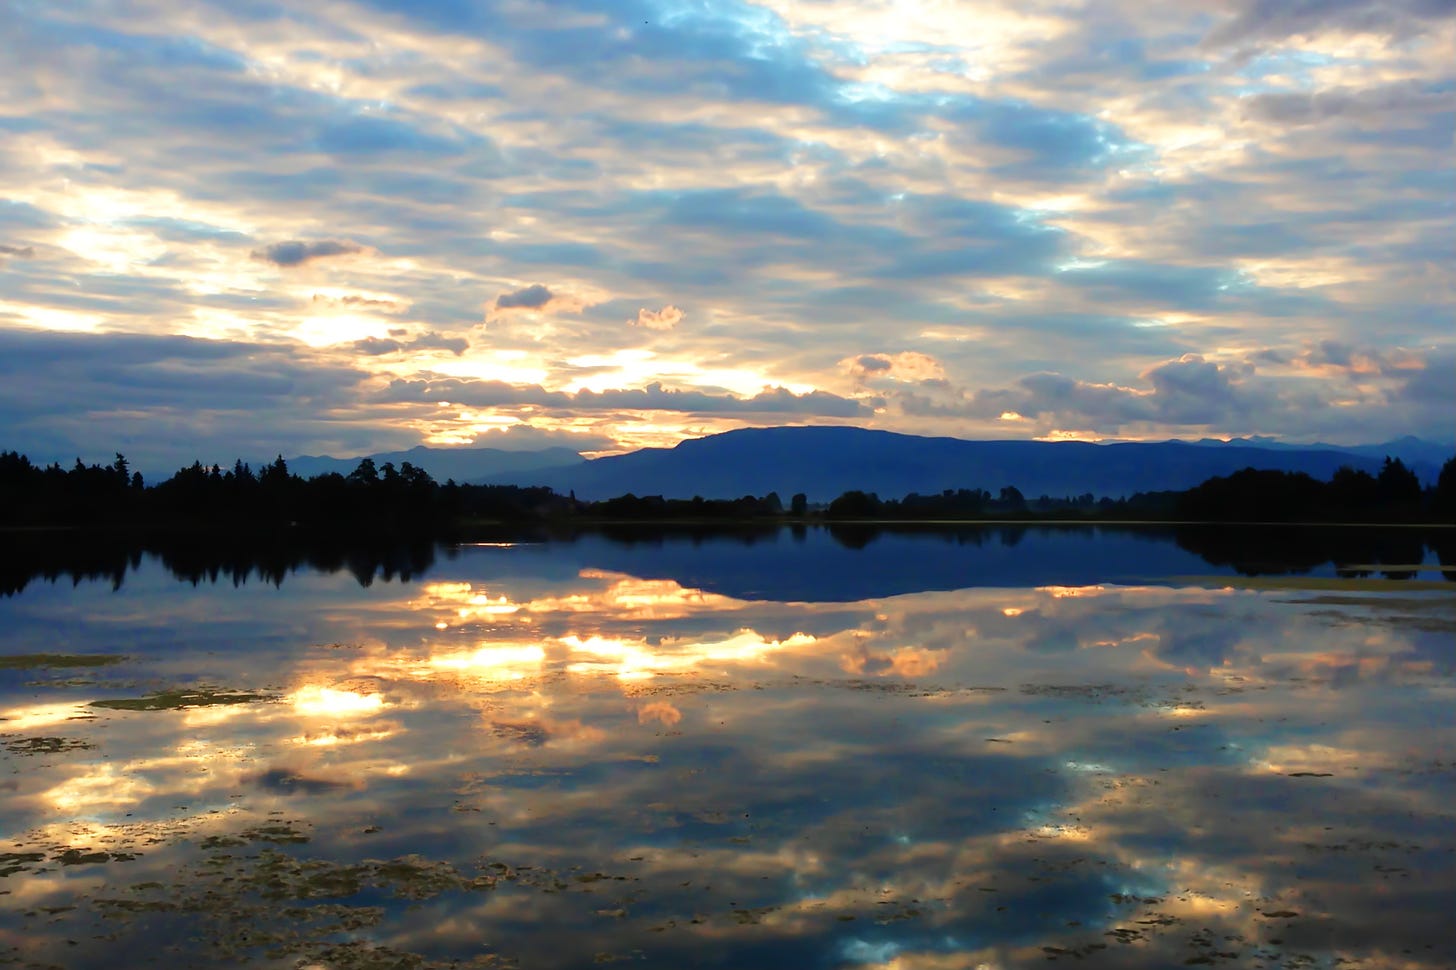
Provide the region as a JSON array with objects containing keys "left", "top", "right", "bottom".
[
  {"left": 3, "top": 735, "right": 94, "bottom": 755},
  {"left": 0, "top": 654, "right": 126, "bottom": 670},
  {"left": 90, "top": 687, "right": 279, "bottom": 711}
]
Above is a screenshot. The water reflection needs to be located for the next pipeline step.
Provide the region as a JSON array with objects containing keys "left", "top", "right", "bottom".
[
  {"left": 0, "top": 539, "right": 1452, "bottom": 968},
  {"left": 4, "top": 523, "right": 1454, "bottom": 600}
]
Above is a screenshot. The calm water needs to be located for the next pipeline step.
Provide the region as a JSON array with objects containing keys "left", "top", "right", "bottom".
[{"left": 1, "top": 526, "right": 1453, "bottom": 969}]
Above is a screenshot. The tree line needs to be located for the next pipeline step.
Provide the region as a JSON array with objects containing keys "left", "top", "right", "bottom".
[
  {"left": 0, "top": 452, "right": 562, "bottom": 530},
  {"left": 1, "top": 449, "right": 1452, "bottom": 530}
]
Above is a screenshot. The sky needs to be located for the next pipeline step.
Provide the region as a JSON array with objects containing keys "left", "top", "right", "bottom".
[{"left": 0, "top": 0, "right": 1452, "bottom": 470}]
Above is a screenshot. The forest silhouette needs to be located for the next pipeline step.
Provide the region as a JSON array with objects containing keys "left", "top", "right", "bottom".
[{"left": 1, "top": 448, "right": 1452, "bottom": 530}]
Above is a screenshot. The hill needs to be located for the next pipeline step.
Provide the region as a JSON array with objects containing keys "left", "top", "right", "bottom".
[{"left": 489, "top": 426, "right": 1435, "bottom": 501}]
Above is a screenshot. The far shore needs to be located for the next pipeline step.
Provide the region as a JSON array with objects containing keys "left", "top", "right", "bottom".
[{"left": 4, "top": 517, "right": 1456, "bottom": 534}]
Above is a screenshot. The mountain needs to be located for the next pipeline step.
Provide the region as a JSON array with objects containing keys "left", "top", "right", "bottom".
[
  {"left": 286, "top": 445, "right": 584, "bottom": 484},
  {"left": 489, "top": 426, "right": 1445, "bottom": 501},
  {"left": 1185, "top": 435, "right": 1452, "bottom": 471}
]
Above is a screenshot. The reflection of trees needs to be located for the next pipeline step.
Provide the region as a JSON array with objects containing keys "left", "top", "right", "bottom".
[
  {"left": 1173, "top": 525, "right": 1437, "bottom": 578},
  {"left": 826, "top": 523, "right": 880, "bottom": 549},
  {"left": 0, "top": 532, "right": 139, "bottom": 596},
  {"left": 593, "top": 524, "right": 781, "bottom": 547},
  {"left": 1428, "top": 530, "right": 1456, "bottom": 582},
  {"left": 0, "top": 531, "right": 440, "bottom": 596}
]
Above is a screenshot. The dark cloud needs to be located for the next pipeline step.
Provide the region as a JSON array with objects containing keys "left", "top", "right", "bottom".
[
  {"left": 252, "top": 768, "right": 356, "bottom": 795},
  {"left": 493, "top": 283, "right": 554, "bottom": 310},
  {"left": 1205, "top": 0, "right": 1456, "bottom": 48},
  {"left": 252, "top": 239, "right": 367, "bottom": 267},
  {"left": 312, "top": 294, "right": 405, "bottom": 313},
  {"left": 0, "top": 244, "right": 35, "bottom": 258},
  {"left": 373, "top": 379, "right": 874, "bottom": 417},
  {"left": 352, "top": 332, "right": 469, "bottom": 356},
  {"left": 313, "top": 113, "right": 475, "bottom": 157},
  {"left": 842, "top": 352, "right": 946, "bottom": 384},
  {"left": 1393, "top": 351, "right": 1456, "bottom": 407},
  {"left": 0, "top": 328, "right": 389, "bottom": 473},
  {"left": 353, "top": 339, "right": 401, "bottom": 355},
  {"left": 896, "top": 343, "right": 1456, "bottom": 442},
  {"left": 949, "top": 99, "right": 1144, "bottom": 178},
  {"left": 1144, "top": 355, "right": 1254, "bottom": 423},
  {"left": 899, "top": 354, "right": 1263, "bottom": 428},
  {"left": 1242, "top": 81, "right": 1455, "bottom": 125}
]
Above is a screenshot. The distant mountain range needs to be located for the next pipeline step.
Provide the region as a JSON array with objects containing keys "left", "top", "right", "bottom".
[
  {"left": 480, "top": 427, "right": 1450, "bottom": 501},
  {"left": 1184, "top": 435, "right": 1454, "bottom": 469},
  {"left": 265, "top": 428, "right": 1450, "bottom": 502},
  {"left": 284, "top": 445, "right": 584, "bottom": 484}
]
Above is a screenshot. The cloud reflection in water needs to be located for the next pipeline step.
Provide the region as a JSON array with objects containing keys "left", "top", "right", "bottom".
[{"left": 0, "top": 541, "right": 1451, "bottom": 968}]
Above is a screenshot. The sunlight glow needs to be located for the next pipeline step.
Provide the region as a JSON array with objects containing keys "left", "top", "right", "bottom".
[{"left": 290, "top": 686, "right": 386, "bottom": 718}]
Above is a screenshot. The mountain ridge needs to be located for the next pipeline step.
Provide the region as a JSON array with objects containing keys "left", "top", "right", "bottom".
[{"left": 485, "top": 425, "right": 1447, "bottom": 500}]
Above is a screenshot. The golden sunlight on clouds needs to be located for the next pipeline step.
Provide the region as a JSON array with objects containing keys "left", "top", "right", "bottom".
[
  {"left": 428, "top": 644, "right": 545, "bottom": 682},
  {"left": 637, "top": 701, "right": 683, "bottom": 726},
  {"left": 633, "top": 305, "right": 683, "bottom": 330},
  {"left": 291, "top": 313, "right": 392, "bottom": 348},
  {"left": 1035, "top": 586, "right": 1108, "bottom": 598},
  {"left": 289, "top": 685, "right": 386, "bottom": 718},
  {"left": 2, "top": 302, "right": 106, "bottom": 333},
  {"left": 0, "top": 702, "right": 91, "bottom": 731},
  {"left": 841, "top": 350, "right": 945, "bottom": 383},
  {"left": 528, "top": 571, "right": 748, "bottom": 620},
  {"left": 426, "top": 410, "right": 527, "bottom": 444},
  {"left": 0, "top": 0, "right": 1445, "bottom": 459},
  {"left": 44, "top": 763, "right": 153, "bottom": 815},
  {"left": 59, "top": 225, "right": 169, "bottom": 273},
  {"left": 563, "top": 630, "right": 817, "bottom": 680},
  {"left": 415, "top": 574, "right": 752, "bottom": 629},
  {"left": 839, "top": 645, "right": 945, "bottom": 677},
  {"left": 291, "top": 723, "right": 398, "bottom": 747},
  {"left": 1035, "top": 430, "right": 1106, "bottom": 442},
  {"left": 429, "top": 352, "right": 549, "bottom": 385}
]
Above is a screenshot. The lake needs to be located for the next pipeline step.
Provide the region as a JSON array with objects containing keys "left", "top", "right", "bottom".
[{"left": 2, "top": 525, "right": 1453, "bottom": 969}]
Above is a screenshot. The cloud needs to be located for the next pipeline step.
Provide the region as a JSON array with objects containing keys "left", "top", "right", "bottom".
[
  {"left": 633, "top": 305, "right": 683, "bottom": 331},
  {"left": 252, "top": 239, "right": 368, "bottom": 267},
  {"left": 494, "top": 283, "right": 554, "bottom": 310},
  {"left": 373, "top": 378, "right": 874, "bottom": 417},
  {"left": 1204, "top": 0, "right": 1456, "bottom": 48},
  {"left": 352, "top": 332, "right": 469, "bottom": 357},
  {"left": 1241, "top": 82, "right": 1454, "bottom": 126},
  {"left": 898, "top": 354, "right": 1264, "bottom": 428},
  {"left": 313, "top": 294, "right": 406, "bottom": 313},
  {"left": 0, "top": 244, "right": 35, "bottom": 259},
  {"left": 0, "top": 327, "right": 394, "bottom": 473},
  {"left": 842, "top": 352, "right": 946, "bottom": 384},
  {"left": 1390, "top": 350, "right": 1454, "bottom": 408},
  {"left": 1292, "top": 340, "right": 1423, "bottom": 376},
  {"left": 488, "top": 283, "right": 590, "bottom": 319},
  {"left": 0, "top": 0, "right": 1448, "bottom": 452},
  {"left": 895, "top": 344, "right": 1456, "bottom": 442}
]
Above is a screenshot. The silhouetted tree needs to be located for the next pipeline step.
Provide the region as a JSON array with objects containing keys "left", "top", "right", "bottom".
[
  {"left": 1327, "top": 466, "right": 1378, "bottom": 518},
  {"left": 1433, "top": 456, "right": 1456, "bottom": 523},
  {"left": 997, "top": 485, "right": 1026, "bottom": 512},
  {"left": 827, "top": 490, "right": 882, "bottom": 518},
  {"left": 1375, "top": 456, "right": 1421, "bottom": 511}
]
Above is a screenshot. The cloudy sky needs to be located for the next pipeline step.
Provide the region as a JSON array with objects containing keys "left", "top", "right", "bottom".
[{"left": 1, "top": 0, "right": 1452, "bottom": 468}]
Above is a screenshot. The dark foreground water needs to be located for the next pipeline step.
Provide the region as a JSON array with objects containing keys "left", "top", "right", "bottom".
[{"left": 1, "top": 526, "right": 1453, "bottom": 969}]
